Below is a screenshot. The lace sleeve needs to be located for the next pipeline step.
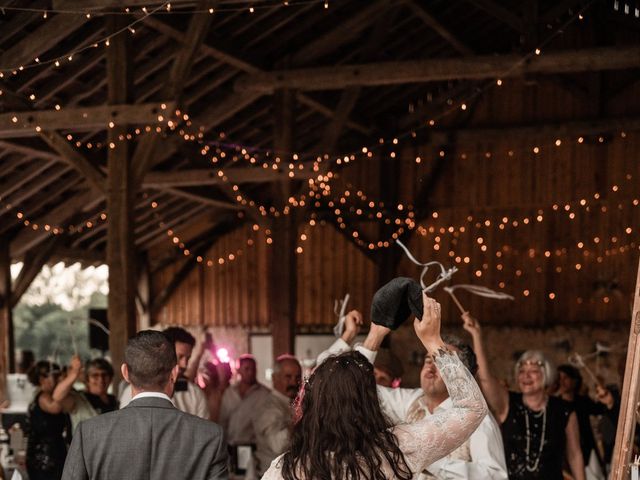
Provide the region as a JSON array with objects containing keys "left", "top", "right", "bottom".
[{"left": 393, "top": 350, "right": 488, "bottom": 474}]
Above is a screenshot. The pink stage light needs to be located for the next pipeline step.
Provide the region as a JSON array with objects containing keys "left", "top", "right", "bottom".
[{"left": 217, "top": 348, "right": 230, "bottom": 363}]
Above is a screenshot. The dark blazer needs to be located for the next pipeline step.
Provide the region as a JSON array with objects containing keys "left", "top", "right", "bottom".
[{"left": 61, "top": 396, "right": 228, "bottom": 480}]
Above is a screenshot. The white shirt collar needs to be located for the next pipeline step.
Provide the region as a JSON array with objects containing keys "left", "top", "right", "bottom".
[{"left": 131, "top": 391, "right": 174, "bottom": 404}]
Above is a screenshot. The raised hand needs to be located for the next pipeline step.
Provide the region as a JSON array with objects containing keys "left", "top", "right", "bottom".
[
  {"left": 414, "top": 292, "right": 445, "bottom": 352},
  {"left": 461, "top": 312, "right": 481, "bottom": 338},
  {"left": 68, "top": 355, "right": 83, "bottom": 379},
  {"left": 341, "top": 309, "right": 364, "bottom": 344}
]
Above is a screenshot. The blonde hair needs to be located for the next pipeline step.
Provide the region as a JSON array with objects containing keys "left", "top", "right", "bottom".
[{"left": 515, "top": 350, "right": 555, "bottom": 387}]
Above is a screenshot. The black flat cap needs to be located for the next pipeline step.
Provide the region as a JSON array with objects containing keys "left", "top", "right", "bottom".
[{"left": 371, "top": 277, "right": 424, "bottom": 330}]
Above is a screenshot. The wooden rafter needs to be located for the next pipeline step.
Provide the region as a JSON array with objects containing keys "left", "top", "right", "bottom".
[
  {"left": 0, "top": 103, "right": 170, "bottom": 138},
  {"left": 157, "top": 186, "right": 242, "bottom": 210},
  {"left": 131, "top": 0, "right": 218, "bottom": 186},
  {"left": 0, "top": 14, "right": 89, "bottom": 71},
  {"left": 39, "top": 131, "right": 107, "bottom": 193},
  {"left": 10, "top": 189, "right": 99, "bottom": 257},
  {"left": 142, "top": 167, "right": 283, "bottom": 188},
  {"left": 142, "top": 15, "right": 373, "bottom": 136},
  {"left": 236, "top": 46, "right": 640, "bottom": 92},
  {"left": 466, "top": 0, "right": 523, "bottom": 31},
  {"left": 404, "top": 1, "right": 474, "bottom": 55}
]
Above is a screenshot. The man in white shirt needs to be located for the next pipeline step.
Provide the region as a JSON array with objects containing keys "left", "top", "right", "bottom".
[
  {"left": 321, "top": 311, "right": 508, "bottom": 480},
  {"left": 219, "top": 354, "right": 270, "bottom": 450},
  {"left": 252, "top": 355, "right": 301, "bottom": 475},
  {"left": 119, "top": 327, "right": 209, "bottom": 419}
]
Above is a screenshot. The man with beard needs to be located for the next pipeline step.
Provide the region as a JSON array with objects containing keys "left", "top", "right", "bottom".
[
  {"left": 321, "top": 311, "right": 508, "bottom": 480},
  {"left": 251, "top": 355, "right": 302, "bottom": 475}
]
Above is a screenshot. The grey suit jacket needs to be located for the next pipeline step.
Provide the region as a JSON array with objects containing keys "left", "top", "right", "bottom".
[{"left": 61, "top": 396, "right": 228, "bottom": 480}]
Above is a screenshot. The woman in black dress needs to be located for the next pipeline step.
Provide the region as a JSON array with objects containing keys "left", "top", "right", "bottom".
[
  {"left": 26, "top": 361, "right": 72, "bottom": 480},
  {"left": 463, "top": 314, "right": 585, "bottom": 480}
]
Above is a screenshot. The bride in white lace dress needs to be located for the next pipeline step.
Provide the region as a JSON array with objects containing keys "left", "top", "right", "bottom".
[{"left": 262, "top": 292, "right": 487, "bottom": 480}]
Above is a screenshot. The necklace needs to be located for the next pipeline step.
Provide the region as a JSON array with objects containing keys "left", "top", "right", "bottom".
[{"left": 524, "top": 406, "right": 547, "bottom": 472}]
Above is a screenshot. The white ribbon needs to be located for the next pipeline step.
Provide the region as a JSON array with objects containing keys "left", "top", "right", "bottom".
[
  {"left": 333, "top": 293, "right": 350, "bottom": 337},
  {"left": 568, "top": 352, "right": 600, "bottom": 385},
  {"left": 443, "top": 284, "right": 515, "bottom": 300},
  {"left": 395, "top": 239, "right": 457, "bottom": 292}
]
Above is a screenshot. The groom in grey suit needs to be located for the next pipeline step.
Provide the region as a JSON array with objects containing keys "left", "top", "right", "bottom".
[{"left": 62, "top": 330, "right": 228, "bottom": 480}]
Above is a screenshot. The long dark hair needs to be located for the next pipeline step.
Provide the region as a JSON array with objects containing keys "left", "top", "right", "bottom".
[{"left": 281, "top": 351, "right": 413, "bottom": 480}]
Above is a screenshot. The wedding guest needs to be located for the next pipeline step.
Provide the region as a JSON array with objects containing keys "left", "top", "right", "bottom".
[
  {"left": 26, "top": 361, "right": 72, "bottom": 480},
  {"left": 253, "top": 355, "right": 302, "bottom": 475},
  {"left": 120, "top": 327, "right": 208, "bottom": 419},
  {"left": 463, "top": 313, "right": 585, "bottom": 480},
  {"left": 53, "top": 357, "right": 118, "bottom": 430}
]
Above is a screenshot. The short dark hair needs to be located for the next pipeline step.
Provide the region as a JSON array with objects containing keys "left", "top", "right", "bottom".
[
  {"left": 163, "top": 326, "right": 196, "bottom": 347},
  {"left": 85, "top": 358, "right": 114, "bottom": 378},
  {"left": 557, "top": 364, "right": 583, "bottom": 393},
  {"left": 237, "top": 354, "right": 256, "bottom": 368},
  {"left": 125, "top": 330, "right": 177, "bottom": 390},
  {"left": 27, "top": 361, "right": 60, "bottom": 387},
  {"left": 442, "top": 335, "right": 478, "bottom": 376}
]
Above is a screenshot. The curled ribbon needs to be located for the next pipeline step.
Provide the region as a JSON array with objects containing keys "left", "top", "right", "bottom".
[{"left": 395, "top": 239, "right": 457, "bottom": 292}]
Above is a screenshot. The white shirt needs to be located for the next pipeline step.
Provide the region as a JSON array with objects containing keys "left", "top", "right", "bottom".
[
  {"left": 219, "top": 382, "right": 271, "bottom": 445},
  {"left": 319, "top": 339, "right": 508, "bottom": 480},
  {"left": 119, "top": 381, "right": 209, "bottom": 419},
  {"left": 130, "top": 391, "right": 173, "bottom": 402},
  {"left": 253, "top": 389, "right": 293, "bottom": 475}
]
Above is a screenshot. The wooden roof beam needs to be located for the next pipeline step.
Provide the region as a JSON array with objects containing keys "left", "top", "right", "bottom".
[
  {"left": 131, "top": 0, "right": 218, "bottom": 186},
  {"left": 142, "top": 16, "right": 373, "bottom": 136},
  {"left": 0, "top": 14, "right": 90, "bottom": 70},
  {"left": 39, "top": 131, "right": 107, "bottom": 193},
  {"left": 404, "top": 1, "right": 474, "bottom": 55},
  {"left": 53, "top": 0, "right": 197, "bottom": 9},
  {"left": 466, "top": 0, "right": 523, "bottom": 32},
  {"left": 0, "top": 103, "right": 170, "bottom": 138},
  {"left": 10, "top": 189, "right": 98, "bottom": 257},
  {"left": 157, "top": 187, "right": 243, "bottom": 210},
  {"left": 142, "top": 167, "right": 283, "bottom": 188},
  {"left": 236, "top": 45, "right": 640, "bottom": 92}
]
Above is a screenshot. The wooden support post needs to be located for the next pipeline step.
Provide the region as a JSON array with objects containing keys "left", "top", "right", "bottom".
[
  {"left": 106, "top": 15, "right": 136, "bottom": 386},
  {"left": 269, "top": 89, "right": 297, "bottom": 357},
  {"left": 0, "top": 237, "right": 15, "bottom": 402},
  {"left": 136, "top": 254, "right": 151, "bottom": 330},
  {"left": 611, "top": 259, "right": 640, "bottom": 479}
]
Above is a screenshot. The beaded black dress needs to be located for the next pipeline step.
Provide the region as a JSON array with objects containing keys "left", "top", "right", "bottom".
[
  {"left": 26, "top": 392, "right": 72, "bottom": 480},
  {"left": 501, "top": 391, "right": 573, "bottom": 480}
]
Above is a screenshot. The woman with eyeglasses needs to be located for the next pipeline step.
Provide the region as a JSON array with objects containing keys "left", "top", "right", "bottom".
[
  {"left": 52, "top": 357, "right": 118, "bottom": 430},
  {"left": 463, "top": 313, "right": 585, "bottom": 480},
  {"left": 25, "top": 360, "right": 72, "bottom": 480}
]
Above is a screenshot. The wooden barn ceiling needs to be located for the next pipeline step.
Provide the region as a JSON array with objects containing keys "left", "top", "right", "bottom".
[{"left": 0, "top": 0, "right": 639, "bottom": 277}]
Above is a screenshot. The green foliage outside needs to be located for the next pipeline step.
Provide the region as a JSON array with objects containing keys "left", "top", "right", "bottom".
[{"left": 11, "top": 263, "right": 109, "bottom": 365}]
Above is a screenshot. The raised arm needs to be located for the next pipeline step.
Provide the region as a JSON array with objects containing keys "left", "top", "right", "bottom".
[
  {"left": 462, "top": 313, "right": 509, "bottom": 423},
  {"left": 394, "top": 294, "right": 487, "bottom": 474},
  {"left": 316, "top": 310, "right": 364, "bottom": 365},
  {"left": 48, "top": 355, "right": 82, "bottom": 414}
]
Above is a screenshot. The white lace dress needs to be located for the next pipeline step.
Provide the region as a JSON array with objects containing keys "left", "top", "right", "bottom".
[{"left": 261, "top": 351, "right": 487, "bottom": 479}]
